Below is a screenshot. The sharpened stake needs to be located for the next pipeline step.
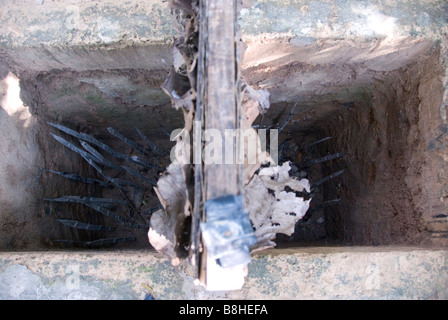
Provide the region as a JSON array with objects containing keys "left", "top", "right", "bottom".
[
  {"left": 79, "top": 140, "right": 123, "bottom": 171},
  {"left": 323, "top": 199, "right": 341, "bottom": 206},
  {"left": 52, "top": 237, "right": 136, "bottom": 247},
  {"left": 122, "top": 166, "right": 157, "bottom": 186},
  {"left": 304, "top": 152, "right": 344, "bottom": 166},
  {"left": 303, "top": 136, "right": 332, "bottom": 150},
  {"left": 251, "top": 123, "right": 277, "bottom": 129},
  {"left": 107, "top": 127, "right": 147, "bottom": 156},
  {"left": 50, "top": 133, "right": 140, "bottom": 210},
  {"left": 270, "top": 103, "right": 297, "bottom": 143},
  {"left": 51, "top": 134, "right": 121, "bottom": 187},
  {"left": 135, "top": 127, "right": 168, "bottom": 157},
  {"left": 48, "top": 122, "right": 128, "bottom": 160},
  {"left": 45, "top": 169, "right": 111, "bottom": 188},
  {"left": 311, "top": 169, "right": 345, "bottom": 191},
  {"left": 128, "top": 155, "right": 160, "bottom": 170},
  {"left": 57, "top": 219, "right": 117, "bottom": 231},
  {"left": 44, "top": 196, "right": 127, "bottom": 207},
  {"left": 85, "top": 203, "right": 148, "bottom": 229},
  {"left": 278, "top": 102, "right": 297, "bottom": 134},
  {"left": 159, "top": 124, "right": 171, "bottom": 137}
]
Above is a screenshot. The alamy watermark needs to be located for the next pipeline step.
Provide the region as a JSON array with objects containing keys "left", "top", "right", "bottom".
[{"left": 169, "top": 121, "right": 279, "bottom": 166}]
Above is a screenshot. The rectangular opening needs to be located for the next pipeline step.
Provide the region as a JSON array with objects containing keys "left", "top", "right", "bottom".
[
  {"left": 0, "top": 36, "right": 447, "bottom": 251},
  {"left": 243, "top": 37, "right": 447, "bottom": 248}
]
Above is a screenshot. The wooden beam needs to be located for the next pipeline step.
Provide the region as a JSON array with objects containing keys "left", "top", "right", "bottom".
[
  {"left": 203, "top": 0, "right": 239, "bottom": 199},
  {"left": 194, "top": 0, "right": 246, "bottom": 290}
]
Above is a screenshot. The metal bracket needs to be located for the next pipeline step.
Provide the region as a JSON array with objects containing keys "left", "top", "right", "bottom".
[{"left": 200, "top": 195, "right": 257, "bottom": 268}]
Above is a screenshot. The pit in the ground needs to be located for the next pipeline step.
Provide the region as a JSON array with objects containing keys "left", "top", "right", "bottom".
[{"left": 0, "top": 37, "right": 446, "bottom": 250}]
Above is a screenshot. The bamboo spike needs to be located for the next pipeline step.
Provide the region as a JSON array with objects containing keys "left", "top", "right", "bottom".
[
  {"left": 278, "top": 102, "right": 297, "bottom": 134},
  {"left": 85, "top": 203, "right": 148, "bottom": 229},
  {"left": 48, "top": 122, "right": 128, "bottom": 160},
  {"left": 159, "top": 124, "right": 171, "bottom": 137},
  {"left": 52, "top": 237, "right": 136, "bottom": 247},
  {"left": 323, "top": 199, "right": 341, "bottom": 206},
  {"left": 44, "top": 196, "right": 127, "bottom": 207},
  {"left": 79, "top": 140, "right": 123, "bottom": 171},
  {"left": 57, "top": 219, "right": 117, "bottom": 231},
  {"left": 128, "top": 155, "right": 160, "bottom": 170},
  {"left": 51, "top": 133, "right": 141, "bottom": 211},
  {"left": 51, "top": 133, "right": 131, "bottom": 189},
  {"left": 311, "top": 169, "right": 345, "bottom": 190},
  {"left": 51, "top": 133, "right": 98, "bottom": 163},
  {"left": 270, "top": 103, "right": 297, "bottom": 143},
  {"left": 122, "top": 166, "right": 157, "bottom": 186},
  {"left": 109, "top": 178, "right": 141, "bottom": 189},
  {"left": 251, "top": 124, "right": 276, "bottom": 129},
  {"left": 50, "top": 122, "right": 159, "bottom": 171},
  {"left": 304, "top": 152, "right": 344, "bottom": 166},
  {"left": 45, "top": 169, "right": 111, "bottom": 188},
  {"left": 51, "top": 134, "right": 118, "bottom": 186},
  {"left": 85, "top": 237, "right": 136, "bottom": 246},
  {"left": 135, "top": 127, "right": 168, "bottom": 156},
  {"left": 107, "top": 127, "right": 147, "bottom": 156},
  {"left": 50, "top": 133, "right": 111, "bottom": 180},
  {"left": 303, "top": 136, "right": 332, "bottom": 150}
]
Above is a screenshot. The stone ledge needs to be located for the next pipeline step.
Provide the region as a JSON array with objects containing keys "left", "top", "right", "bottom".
[{"left": 0, "top": 247, "right": 446, "bottom": 299}]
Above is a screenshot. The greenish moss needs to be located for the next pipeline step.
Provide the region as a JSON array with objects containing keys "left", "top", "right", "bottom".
[
  {"left": 148, "top": 261, "right": 185, "bottom": 299},
  {"left": 139, "top": 264, "right": 155, "bottom": 274},
  {"left": 54, "top": 82, "right": 80, "bottom": 98},
  {"left": 85, "top": 93, "right": 108, "bottom": 106},
  {"left": 247, "top": 257, "right": 281, "bottom": 295}
]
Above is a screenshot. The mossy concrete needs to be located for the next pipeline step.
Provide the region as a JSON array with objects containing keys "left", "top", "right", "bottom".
[
  {"left": 0, "top": 247, "right": 446, "bottom": 299},
  {"left": 240, "top": 0, "right": 448, "bottom": 41}
]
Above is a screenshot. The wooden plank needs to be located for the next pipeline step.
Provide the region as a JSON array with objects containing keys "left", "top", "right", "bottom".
[
  {"left": 193, "top": 0, "right": 245, "bottom": 289},
  {"left": 203, "top": 0, "right": 239, "bottom": 200}
]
